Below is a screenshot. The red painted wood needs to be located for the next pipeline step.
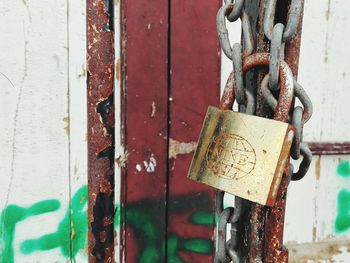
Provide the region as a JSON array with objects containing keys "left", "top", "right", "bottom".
[
  {"left": 168, "top": 1, "right": 221, "bottom": 261},
  {"left": 121, "top": 0, "right": 169, "bottom": 262}
]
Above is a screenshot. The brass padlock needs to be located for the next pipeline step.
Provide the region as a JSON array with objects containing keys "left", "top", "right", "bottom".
[{"left": 188, "top": 53, "right": 294, "bottom": 206}]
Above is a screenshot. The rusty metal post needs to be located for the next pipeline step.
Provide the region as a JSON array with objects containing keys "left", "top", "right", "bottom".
[
  {"left": 238, "top": 0, "right": 305, "bottom": 262},
  {"left": 87, "top": 0, "right": 115, "bottom": 261},
  {"left": 264, "top": 1, "right": 305, "bottom": 262}
]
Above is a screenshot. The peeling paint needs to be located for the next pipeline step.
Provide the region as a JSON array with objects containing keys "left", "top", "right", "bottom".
[
  {"left": 115, "top": 59, "right": 120, "bottom": 81},
  {"left": 63, "top": 116, "right": 69, "bottom": 134},
  {"left": 136, "top": 164, "right": 142, "bottom": 172},
  {"left": 143, "top": 154, "right": 157, "bottom": 173},
  {"left": 115, "top": 151, "right": 128, "bottom": 167},
  {"left": 315, "top": 156, "right": 321, "bottom": 180},
  {"left": 78, "top": 64, "right": 86, "bottom": 78},
  {"left": 287, "top": 241, "right": 350, "bottom": 263},
  {"left": 150, "top": 101, "right": 156, "bottom": 118},
  {"left": 169, "top": 138, "right": 197, "bottom": 159}
]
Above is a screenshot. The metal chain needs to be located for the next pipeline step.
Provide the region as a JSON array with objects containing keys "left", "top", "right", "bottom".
[
  {"left": 263, "top": 0, "right": 303, "bottom": 41},
  {"left": 262, "top": 0, "right": 312, "bottom": 181},
  {"left": 215, "top": 0, "right": 313, "bottom": 261},
  {"left": 215, "top": 1, "right": 253, "bottom": 261}
]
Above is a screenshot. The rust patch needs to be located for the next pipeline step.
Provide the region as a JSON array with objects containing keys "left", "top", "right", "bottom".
[
  {"left": 115, "top": 151, "right": 129, "bottom": 167},
  {"left": 87, "top": 0, "right": 115, "bottom": 261},
  {"left": 241, "top": 1, "right": 306, "bottom": 262}
]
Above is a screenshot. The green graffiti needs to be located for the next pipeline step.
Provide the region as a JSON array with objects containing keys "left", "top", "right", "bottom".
[
  {"left": 190, "top": 211, "right": 215, "bottom": 226},
  {"left": 125, "top": 208, "right": 161, "bottom": 263},
  {"left": 337, "top": 160, "right": 350, "bottom": 177},
  {"left": 167, "top": 234, "right": 213, "bottom": 263},
  {"left": 335, "top": 161, "right": 350, "bottom": 234},
  {"left": 335, "top": 189, "right": 350, "bottom": 233},
  {"left": 0, "top": 186, "right": 214, "bottom": 262},
  {"left": 0, "top": 200, "right": 60, "bottom": 262},
  {"left": 20, "top": 185, "right": 88, "bottom": 259}
]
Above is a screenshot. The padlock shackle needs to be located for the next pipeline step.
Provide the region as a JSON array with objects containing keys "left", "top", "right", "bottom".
[{"left": 242, "top": 53, "right": 294, "bottom": 122}]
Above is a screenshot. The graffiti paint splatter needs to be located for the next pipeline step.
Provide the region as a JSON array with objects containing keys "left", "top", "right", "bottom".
[
  {"left": 335, "top": 189, "right": 350, "bottom": 233},
  {"left": 337, "top": 160, "right": 350, "bottom": 178},
  {"left": 20, "top": 185, "right": 88, "bottom": 258},
  {"left": 0, "top": 200, "right": 60, "bottom": 262},
  {"left": 335, "top": 160, "right": 350, "bottom": 233},
  {"left": 0, "top": 185, "right": 214, "bottom": 262}
]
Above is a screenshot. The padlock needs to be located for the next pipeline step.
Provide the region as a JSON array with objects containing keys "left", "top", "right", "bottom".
[{"left": 188, "top": 53, "right": 294, "bottom": 206}]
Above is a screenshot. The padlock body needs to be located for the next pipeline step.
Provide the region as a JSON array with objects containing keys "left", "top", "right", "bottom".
[{"left": 188, "top": 106, "right": 294, "bottom": 206}]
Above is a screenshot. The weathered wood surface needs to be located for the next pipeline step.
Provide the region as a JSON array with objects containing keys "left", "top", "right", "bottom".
[
  {"left": 119, "top": 0, "right": 169, "bottom": 262},
  {"left": 168, "top": 0, "right": 221, "bottom": 262}
]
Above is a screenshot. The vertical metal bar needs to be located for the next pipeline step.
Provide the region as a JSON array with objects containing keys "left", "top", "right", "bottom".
[
  {"left": 240, "top": 1, "right": 305, "bottom": 262},
  {"left": 264, "top": 1, "right": 305, "bottom": 262},
  {"left": 239, "top": 2, "right": 271, "bottom": 262},
  {"left": 87, "top": 0, "right": 115, "bottom": 261},
  {"left": 236, "top": 2, "right": 264, "bottom": 262}
]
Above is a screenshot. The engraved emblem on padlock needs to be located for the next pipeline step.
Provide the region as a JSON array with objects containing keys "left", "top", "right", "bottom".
[{"left": 188, "top": 53, "right": 294, "bottom": 206}]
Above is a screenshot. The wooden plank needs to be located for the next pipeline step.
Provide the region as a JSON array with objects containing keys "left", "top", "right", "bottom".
[
  {"left": 0, "top": 0, "right": 70, "bottom": 262},
  {"left": 168, "top": 1, "right": 221, "bottom": 262},
  {"left": 285, "top": 155, "right": 350, "bottom": 243},
  {"left": 68, "top": 0, "right": 88, "bottom": 261},
  {"left": 282, "top": 4, "right": 350, "bottom": 262},
  {"left": 120, "top": 0, "right": 169, "bottom": 262},
  {"left": 298, "top": 0, "right": 350, "bottom": 142}
]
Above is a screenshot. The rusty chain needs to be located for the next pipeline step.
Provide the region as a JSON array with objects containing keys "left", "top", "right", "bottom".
[
  {"left": 215, "top": 0, "right": 312, "bottom": 262},
  {"left": 215, "top": 1, "right": 252, "bottom": 261}
]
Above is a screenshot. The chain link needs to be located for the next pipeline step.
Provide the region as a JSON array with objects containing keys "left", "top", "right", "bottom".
[
  {"left": 215, "top": 1, "right": 250, "bottom": 260},
  {"left": 217, "top": 6, "right": 254, "bottom": 61},
  {"left": 263, "top": 0, "right": 303, "bottom": 41},
  {"left": 215, "top": 0, "right": 311, "bottom": 260},
  {"left": 224, "top": 0, "right": 245, "bottom": 22},
  {"left": 269, "top": 23, "right": 285, "bottom": 90}
]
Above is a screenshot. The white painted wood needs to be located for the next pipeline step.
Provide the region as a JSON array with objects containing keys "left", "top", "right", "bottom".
[
  {"left": 298, "top": 0, "right": 350, "bottom": 142},
  {"left": 285, "top": 156, "right": 349, "bottom": 243},
  {"left": 0, "top": 0, "right": 70, "bottom": 262},
  {"left": 287, "top": 0, "right": 350, "bottom": 260},
  {"left": 284, "top": 2, "right": 350, "bottom": 260},
  {"left": 68, "top": 0, "right": 88, "bottom": 261}
]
